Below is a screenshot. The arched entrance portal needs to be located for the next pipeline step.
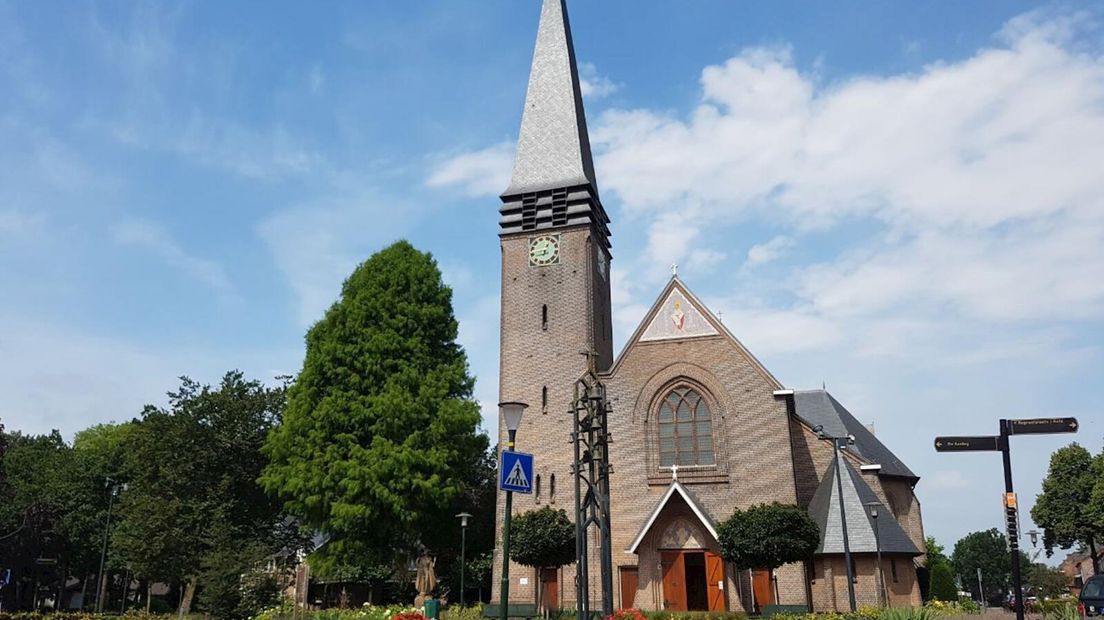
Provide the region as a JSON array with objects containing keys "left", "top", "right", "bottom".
[{"left": 657, "top": 518, "right": 725, "bottom": 611}]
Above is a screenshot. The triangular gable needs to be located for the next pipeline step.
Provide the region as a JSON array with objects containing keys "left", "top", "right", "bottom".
[
  {"left": 640, "top": 287, "right": 719, "bottom": 342},
  {"left": 608, "top": 277, "right": 783, "bottom": 389},
  {"left": 626, "top": 480, "right": 719, "bottom": 554}
]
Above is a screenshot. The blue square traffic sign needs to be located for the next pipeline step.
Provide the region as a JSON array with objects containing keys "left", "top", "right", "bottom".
[{"left": 499, "top": 451, "right": 534, "bottom": 494}]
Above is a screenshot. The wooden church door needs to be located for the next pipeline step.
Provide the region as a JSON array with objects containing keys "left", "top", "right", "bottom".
[
  {"left": 661, "top": 551, "right": 687, "bottom": 610},
  {"left": 752, "top": 569, "right": 774, "bottom": 612},
  {"left": 705, "top": 552, "right": 726, "bottom": 612},
  {"left": 540, "top": 568, "right": 558, "bottom": 611}
]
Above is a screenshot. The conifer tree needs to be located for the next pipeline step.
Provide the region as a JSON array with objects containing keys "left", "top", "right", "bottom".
[{"left": 261, "top": 241, "right": 488, "bottom": 565}]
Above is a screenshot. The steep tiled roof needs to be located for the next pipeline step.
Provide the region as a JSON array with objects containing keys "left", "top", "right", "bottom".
[{"left": 794, "top": 390, "right": 917, "bottom": 481}]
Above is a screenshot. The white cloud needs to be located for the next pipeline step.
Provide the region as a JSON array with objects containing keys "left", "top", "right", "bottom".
[
  {"left": 426, "top": 141, "right": 514, "bottom": 198},
  {"left": 592, "top": 11, "right": 1104, "bottom": 327},
  {"left": 0, "top": 209, "right": 45, "bottom": 237},
  {"left": 928, "top": 469, "right": 973, "bottom": 490},
  {"left": 0, "top": 315, "right": 299, "bottom": 439},
  {"left": 112, "top": 218, "right": 235, "bottom": 296},
  {"left": 579, "top": 62, "right": 619, "bottom": 100},
  {"left": 457, "top": 294, "right": 501, "bottom": 434},
  {"left": 707, "top": 302, "right": 843, "bottom": 355},
  {"left": 257, "top": 185, "right": 413, "bottom": 327},
  {"left": 746, "top": 235, "right": 793, "bottom": 266}
]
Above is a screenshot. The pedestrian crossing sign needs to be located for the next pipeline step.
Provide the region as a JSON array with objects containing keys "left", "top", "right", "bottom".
[{"left": 499, "top": 451, "right": 534, "bottom": 494}]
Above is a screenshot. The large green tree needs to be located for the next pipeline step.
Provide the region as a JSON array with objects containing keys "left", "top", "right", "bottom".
[
  {"left": 1092, "top": 449, "right": 1104, "bottom": 568},
  {"left": 261, "top": 241, "right": 488, "bottom": 568},
  {"left": 923, "top": 536, "right": 953, "bottom": 601},
  {"left": 0, "top": 429, "right": 109, "bottom": 610},
  {"left": 951, "top": 529, "right": 1029, "bottom": 605},
  {"left": 1031, "top": 443, "right": 1102, "bottom": 574},
  {"left": 929, "top": 561, "right": 957, "bottom": 602},
  {"left": 1025, "top": 563, "right": 1069, "bottom": 599},
  {"left": 113, "top": 372, "right": 296, "bottom": 618}
]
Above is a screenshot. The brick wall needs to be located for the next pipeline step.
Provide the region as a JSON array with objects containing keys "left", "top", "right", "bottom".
[
  {"left": 493, "top": 225, "right": 611, "bottom": 608},
  {"left": 603, "top": 290, "right": 804, "bottom": 612}
]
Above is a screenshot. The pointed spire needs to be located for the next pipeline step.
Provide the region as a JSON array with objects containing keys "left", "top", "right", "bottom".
[{"left": 504, "top": 0, "right": 597, "bottom": 197}]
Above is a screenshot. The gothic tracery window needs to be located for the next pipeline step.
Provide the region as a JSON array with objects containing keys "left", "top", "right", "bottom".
[{"left": 657, "top": 386, "right": 715, "bottom": 467}]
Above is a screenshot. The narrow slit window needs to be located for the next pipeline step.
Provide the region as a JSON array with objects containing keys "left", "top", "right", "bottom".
[
  {"left": 549, "top": 473, "right": 556, "bottom": 504},
  {"left": 542, "top": 305, "right": 548, "bottom": 331},
  {"left": 535, "top": 474, "right": 542, "bottom": 503},
  {"left": 542, "top": 386, "right": 548, "bottom": 414},
  {"left": 891, "top": 558, "right": 898, "bottom": 583}
]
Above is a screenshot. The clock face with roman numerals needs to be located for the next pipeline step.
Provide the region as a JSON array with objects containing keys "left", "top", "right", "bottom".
[{"left": 528, "top": 235, "right": 560, "bottom": 266}]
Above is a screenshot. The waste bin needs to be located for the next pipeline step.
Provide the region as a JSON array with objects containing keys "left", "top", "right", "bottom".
[{"left": 424, "top": 598, "right": 440, "bottom": 619}]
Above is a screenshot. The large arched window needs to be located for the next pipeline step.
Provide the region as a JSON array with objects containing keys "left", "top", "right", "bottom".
[{"left": 657, "top": 387, "right": 714, "bottom": 466}]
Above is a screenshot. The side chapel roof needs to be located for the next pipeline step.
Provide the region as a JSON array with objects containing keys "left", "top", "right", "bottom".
[
  {"left": 808, "top": 451, "right": 921, "bottom": 556},
  {"left": 793, "top": 390, "right": 918, "bottom": 481}
]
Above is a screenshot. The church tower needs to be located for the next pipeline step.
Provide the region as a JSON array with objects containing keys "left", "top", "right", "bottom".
[{"left": 495, "top": 0, "right": 613, "bottom": 607}]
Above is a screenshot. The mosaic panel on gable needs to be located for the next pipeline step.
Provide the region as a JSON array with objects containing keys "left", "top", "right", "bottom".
[
  {"left": 659, "top": 516, "right": 708, "bottom": 550},
  {"left": 640, "top": 289, "right": 719, "bottom": 342}
]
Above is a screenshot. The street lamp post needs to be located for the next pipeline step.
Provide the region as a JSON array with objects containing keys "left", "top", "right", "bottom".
[
  {"left": 498, "top": 402, "right": 527, "bottom": 620},
  {"left": 457, "top": 512, "right": 472, "bottom": 606},
  {"left": 95, "top": 478, "right": 126, "bottom": 613},
  {"left": 815, "top": 426, "right": 857, "bottom": 612},
  {"left": 865, "top": 502, "right": 886, "bottom": 607}
]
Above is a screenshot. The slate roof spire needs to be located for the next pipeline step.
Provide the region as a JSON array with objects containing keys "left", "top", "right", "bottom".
[
  {"left": 500, "top": 0, "right": 611, "bottom": 248},
  {"left": 808, "top": 451, "right": 920, "bottom": 556}
]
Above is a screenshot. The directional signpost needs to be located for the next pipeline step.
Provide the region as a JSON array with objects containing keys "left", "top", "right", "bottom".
[
  {"left": 933, "top": 436, "right": 1000, "bottom": 452},
  {"left": 934, "top": 417, "right": 1079, "bottom": 620},
  {"left": 1008, "top": 417, "right": 1079, "bottom": 435}
]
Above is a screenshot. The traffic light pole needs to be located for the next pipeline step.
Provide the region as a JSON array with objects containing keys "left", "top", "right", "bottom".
[{"left": 1000, "top": 420, "right": 1025, "bottom": 620}]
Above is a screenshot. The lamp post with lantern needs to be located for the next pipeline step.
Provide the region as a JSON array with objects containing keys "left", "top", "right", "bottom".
[
  {"left": 865, "top": 501, "right": 887, "bottom": 607},
  {"left": 457, "top": 512, "right": 473, "bottom": 606}
]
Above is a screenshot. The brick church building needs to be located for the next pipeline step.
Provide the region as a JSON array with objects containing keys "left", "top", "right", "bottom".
[{"left": 492, "top": 0, "right": 926, "bottom": 613}]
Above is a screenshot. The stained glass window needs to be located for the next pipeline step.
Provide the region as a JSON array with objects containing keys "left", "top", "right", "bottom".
[{"left": 657, "top": 387, "right": 714, "bottom": 467}]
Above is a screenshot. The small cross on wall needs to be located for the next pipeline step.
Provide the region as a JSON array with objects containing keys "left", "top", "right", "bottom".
[{"left": 670, "top": 463, "right": 679, "bottom": 481}]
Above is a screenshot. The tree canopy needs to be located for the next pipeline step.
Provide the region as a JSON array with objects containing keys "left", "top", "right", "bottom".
[
  {"left": 951, "top": 528, "right": 1028, "bottom": 605},
  {"left": 717, "top": 502, "right": 820, "bottom": 570},
  {"left": 111, "top": 371, "right": 298, "bottom": 618},
  {"left": 261, "top": 240, "right": 489, "bottom": 567},
  {"left": 509, "top": 507, "right": 576, "bottom": 570},
  {"left": 1026, "top": 563, "right": 1069, "bottom": 599},
  {"left": 929, "top": 561, "right": 957, "bottom": 602},
  {"left": 1031, "top": 443, "right": 1103, "bottom": 571},
  {"left": 923, "top": 536, "right": 955, "bottom": 602}
]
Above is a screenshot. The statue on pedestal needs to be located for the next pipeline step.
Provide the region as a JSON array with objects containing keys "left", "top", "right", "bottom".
[{"left": 414, "top": 550, "right": 437, "bottom": 608}]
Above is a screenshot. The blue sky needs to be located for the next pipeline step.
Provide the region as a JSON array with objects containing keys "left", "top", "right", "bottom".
[{"left": 2, "top": 1, "right": 1102, "bottom": 563}]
